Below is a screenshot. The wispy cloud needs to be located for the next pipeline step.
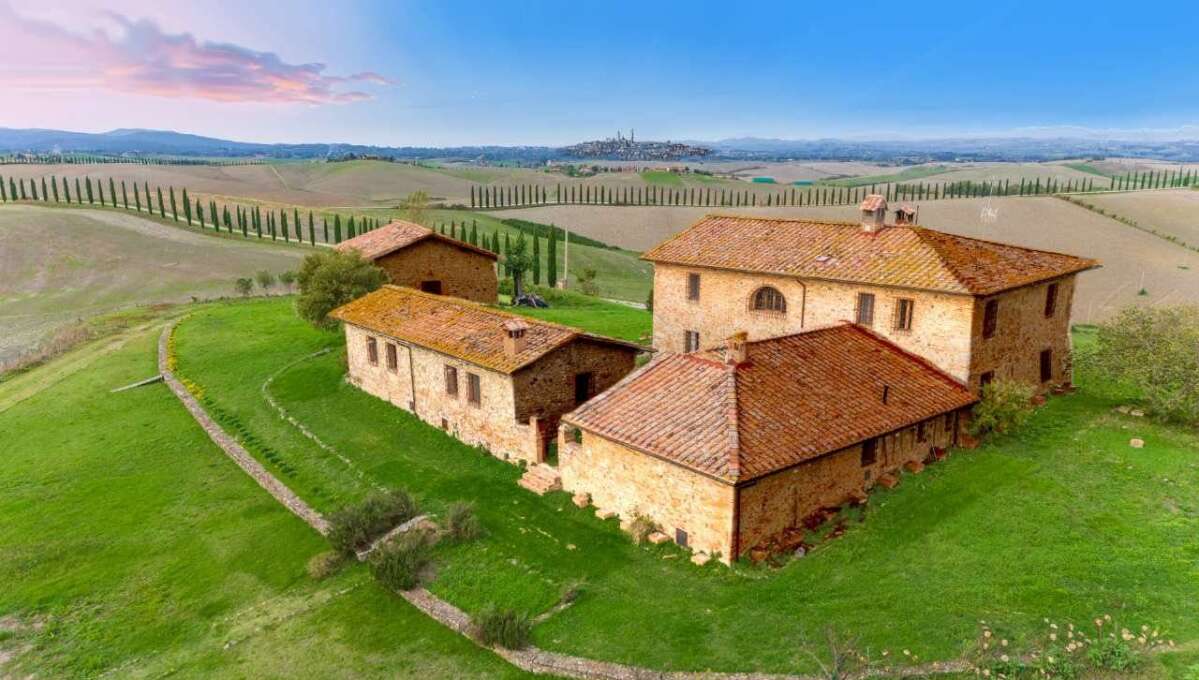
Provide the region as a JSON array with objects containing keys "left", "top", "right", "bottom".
[{"left": 0, "top": 3, "right": 392, "bottom": 104}]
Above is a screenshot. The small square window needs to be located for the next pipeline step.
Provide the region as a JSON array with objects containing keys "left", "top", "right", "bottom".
[
  {"left": 675, "top": 528, "right": 689, "bottom": 547},
  {"left": 861, "top": 438, "right": 878, "bottom": 467},
  {"left": 856, "top": 293, "right": 875, "bottom": 326},
  {"left": 467, "top": 373, "right": 481, "bottom": 406}
]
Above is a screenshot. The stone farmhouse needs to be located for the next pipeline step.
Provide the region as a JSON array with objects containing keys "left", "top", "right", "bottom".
[
  {"left": 642, "top": 196, "right": 1100, "bottom": 392},
  {"left": 560, "top": 324, "right": 977, "bottom": 563},
  {"left": 331, "top": 285, "right": 641, "bottom": 466},
  {"left": 336, "top": 220, "right": 498, "bottom": 303}
]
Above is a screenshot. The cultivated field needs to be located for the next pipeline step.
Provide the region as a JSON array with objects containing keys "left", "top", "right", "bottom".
[
  {"left": 1074, "top": 188, "right": 1199, "bottom": 248},
  {"left": 500, "top": 196, "right": 1199, "bottom": 322},
  {"left": 0, "top": 205, "right": 303, "bottom": 366}
]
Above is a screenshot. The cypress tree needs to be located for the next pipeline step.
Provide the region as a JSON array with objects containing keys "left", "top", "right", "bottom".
[
  {"left": 308, "top": 211, "right": 315, "bottom": 245},
  {"left": 29, "top": 179, "right": 38, "bottom": 201},
  {"left": 532, "top": 233, "right": 541, "bottom": 285},
  {"left": 182, "top": 189, "right": 192, "bottom": 224},
  {"left": 12, "top": 177, "right": 20, "bottom": 202},
  {"left": 334, "top": 214, "right": 342, "bottom": 243},
  {"left": 170, "top": 187, "right": 179, "bottom": 220},
  {"left": 121, "top": 181, "right": 128, "bottom": 209},
  {"left": 61, "top": 177, "right": 71, "bottom": 203},
  {"left": 281, "top": 210, "right": 289, "bottom": 242},
  {"left": 41, "top": 177, "right": 49, "bottom": 202},
  {"left": 471, "top": 219, "right": 478, "bottom": 245},
  {"left": 547, "top": 228, "right": 558, "bottom": 286},
  {"left": 50, "top": 177, "right": 59, "bottom": 202},
  {"left": 85, "top": 177, "right": 94, "bottom": 204},
  {"left": 196, "top": 200, "right": 205, "bottom": 229},
  {"left": 109, "top": 178, "right": 118, "bottom": 207},
  {"left": 0, "top": 174, "right": 6, "bottom": 202},
  {"left": 254, "top": 208, "right": 263, "bottom": 238},
  {"left": 133, "top": 183, "right": 141, "bottom": 212}
]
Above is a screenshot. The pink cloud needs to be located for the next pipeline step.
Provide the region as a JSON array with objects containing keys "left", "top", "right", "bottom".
[{"left": 0, "top": 3, "right": 392, "bottom": 104}]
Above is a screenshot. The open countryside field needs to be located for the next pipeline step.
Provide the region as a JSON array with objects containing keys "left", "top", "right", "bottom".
[
  {"left": 500, "top": 196, "right": 1199, "bottom": 322},
  {"left": 0, "top": 318, "right": 529, "bottom": 679},
  {"left": 1074, "top": 188, "right": 1199, "bottom": 248},
  {"left": 0, "top": 205, "right": 304, "bottom": 367}
]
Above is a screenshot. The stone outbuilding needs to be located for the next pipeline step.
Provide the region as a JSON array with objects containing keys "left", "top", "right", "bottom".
[
  {"left": 559, "top": 324, "right": 977, "bottom": 563},
  {"left": 331, "top": 285, "right": 642, "bottom": 464},
  {"left": 336, "top": 220, "right": 498, "bottom": 303},
  {"left": 643, "top": 198, "right": 1100, "bottom": 392}
]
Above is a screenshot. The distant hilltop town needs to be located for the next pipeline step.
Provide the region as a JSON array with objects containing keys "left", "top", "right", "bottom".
[{"left": 562, "top": 130, "right": 712, "bottom": 161}]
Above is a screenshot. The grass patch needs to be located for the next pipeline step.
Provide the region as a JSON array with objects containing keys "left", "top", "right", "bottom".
[
  {"left": 825, "top": 164, "right": 952, "bottom": 187},
  {"left": 500, "top": 287, "right": 651, "bottom": 343},
  {"left": 0, "top": 316, "right": 527, "bottom": 678},
  {"left": 640, "top": 170, "right": 684, "bottom": 187},
  {"left": 172, "top": 297, "right": 1199, "bottom": 674}
]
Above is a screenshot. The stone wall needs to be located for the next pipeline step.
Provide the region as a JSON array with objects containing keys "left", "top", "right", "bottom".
[
  {"left": 967, "top": 276, "right": 1077, "bottom": 391},
  {"left": 651, "top": 264, "right": 976, "bottom": 381},
  {"left": 737, "top": 408, "right": 967, "bottom": 555},
  {"left": 511, "top": 341, "right": 637, "bottom": 424},
  {"left": 559, "top": 431, "right": 736, "bottom": 559},
  {"left": 376, "top": 238, "right": 497, "bottom": 303}
]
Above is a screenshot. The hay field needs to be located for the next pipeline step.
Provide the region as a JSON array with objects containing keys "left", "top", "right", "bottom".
[
  {"left": 1078, "top": 189, "right": 1199, "bottom": 247},
  {"left": 502, "top": 196, "right": 1199, "bottom": 322},
  {"left": 0, "top": 205, "right": 303, "bottom": 364}
]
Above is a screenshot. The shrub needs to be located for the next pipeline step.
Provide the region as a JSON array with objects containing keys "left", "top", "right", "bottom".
[
  {"left": 234, "top": 277, "right": 253, "bottom": 297},
  {"left": 444, "top": 501, "right": 483, "bottom": 542},
  {"left": 627, "top": 514, "right": 657, "bottom": 544},
  {"left": 278, "top": 270, "right": 297, "bottom": 291},
  {"left": 306, "top": 550, "right": 345, "bottom": 580},
  {"left": 473, "top": 606, "right": 532, "bottom": 649},
  {"left": 573, "top": 267, "right": 600, "bottom": 296},
  {"left": 969, "top": 380, "right": 1037, "bottom": 437},
  {"left": 369, "top": 532, "right": 433, "bottom": 591},
  {"left": 1092, "top": 305, "right": 1199, "bottom": 425},
  {"left": 255, "top": 269, "right": 276, "bottom": 290},
  {"left": 326, "top": 490, "right": 419, "bottom": 555},
  {"left": 295, "top": 250, "right": 387, "bottom": 329}
]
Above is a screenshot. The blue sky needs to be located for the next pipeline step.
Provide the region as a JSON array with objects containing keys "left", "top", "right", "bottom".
[{"left": 2, "top": 0, "right": 1197, "bottom": 145}]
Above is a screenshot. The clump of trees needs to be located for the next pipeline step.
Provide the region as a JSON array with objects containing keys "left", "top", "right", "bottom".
[
  {"left": 295, "top": 250, "right": 387, "bottom": 329},
  {"left": 1092, "top": 305, "right": 1199, "bottom": 425}
]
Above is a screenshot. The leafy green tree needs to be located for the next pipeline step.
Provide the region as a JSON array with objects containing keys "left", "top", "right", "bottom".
[
  {"left": 1092, "top": 305, "right": 1199, "bottom": 425},
  {"left": 505, "top": 232, "right": 534, "bottom": 298},
  {"left": 968, "top": 380, "right": 1037, "bottom": 437},
  {"left": 401, "top": 190, "right": 429, "bottom": 225},
  {"left": 295, "top": 250, "right": 387, "bottom": 329}
]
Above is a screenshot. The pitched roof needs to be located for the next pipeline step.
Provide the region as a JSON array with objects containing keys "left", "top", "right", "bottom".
[
  {"left": 564, "top": 324, "right": 976, "bottom": 483},
  {"left": 335, "top": 220, "right": 497, "bottom": 261},
  {"left": 329, "top": 285, "right": 642, "bottom": 374},
  {"left": 642, "top": 214, "right": 1099, "bottom": 296}
]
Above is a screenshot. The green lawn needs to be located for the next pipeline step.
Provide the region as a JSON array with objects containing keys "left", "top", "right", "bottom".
[
  {"left": 826, "top": 164, "right": 952, "bottom": 187},
  {"left": 0, "top": 315, "right": 529, "bottom": 678},
  {"left": 501, "top": 288, "right": 651, "bottom": 343},
  {"left": 640, "top": 170, "right": 684, "bottom": 187},
  {"left": 169, "top": 299, "right": 1199, "bottom": 676}
]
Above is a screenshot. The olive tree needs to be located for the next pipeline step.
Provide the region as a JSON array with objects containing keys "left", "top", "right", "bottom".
[
  {"left": 1093, "top": 305, "right": 1199, "bottom": 425},
  {"left": 296, "top": 250, "right": 387, "bottom": 329}
]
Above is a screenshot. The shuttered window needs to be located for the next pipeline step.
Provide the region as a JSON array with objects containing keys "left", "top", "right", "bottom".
[
  {"left": 856, "top": 293, "right": 875, "bottom": 326},
  {"left": 385, "top": 343, "right": 398, "bottom": 372},
  {"left": 894, "top": 298, "right": 915, "bottom": 331},
  {"left": 467, "top": 373, "right": 481, "bottom": 406},
  {"left": 684, "top": 330, "right": 700, "bottom": 353},
  {"left": 366, "top": 336, "right": 378, "bottom": 365}
]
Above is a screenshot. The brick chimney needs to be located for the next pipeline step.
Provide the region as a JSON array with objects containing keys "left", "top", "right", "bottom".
[
  {"left": 502, "top": 319, "right": 530, "bottom": 356},
  {"left": 859, "top": 194, "right": 887, "bottom": 233},
  {"left": 724, "top": 331, "right": 748, "bottom": 366},
  {"left": 894, "top": 204, "right": 918, "bottom": 225}
]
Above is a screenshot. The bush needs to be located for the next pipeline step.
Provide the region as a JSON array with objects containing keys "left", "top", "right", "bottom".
[
  {"left": 369, "top": 532, "right": 433, "bottom": 591},
  {"left": 306, "top": 550, "right": 345, "bottom": 580},
  {"left": 326, "top": 490, "right": 419, "bottom": 555},
  {"left": 234, "top": 277, "right": 253, "bottom": 297},
  {"left": 295, "top": 250, "right": 387, "bottom": 329},
  {"left": 444, "top": 501, "right": 483, "bottom": 542},
  {"left": 969, "top": 380, "right": 1037, "bottom": 437},
  {"left": 255, "top": 269, "right": 276, "bottom": 290},
  {"left": 473, "top": 606, "right": 532, "bottom": 649},
  {"left": 278, "top": 270, "right": 297, "bottom": 291},
  {"left": 627, "top": 514, "right": 657, "bottom": 544},
  {"left": 1092, "top": 305, "right": 1199, "bottom": 425}
]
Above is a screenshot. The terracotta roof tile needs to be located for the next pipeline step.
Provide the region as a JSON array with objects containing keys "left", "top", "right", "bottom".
[
  {"left": 335, "top": 219, "right": 497, "bottom": 261},
  {"left": 564, "top": 324, "right": 976, "bottom": 483},
  {"left": 642, "top": 214, "right": 1098, "bottom": 296},
  {"left": 860, "top": 194, "right": 887, "bottom": 211},
  {"left": 330, "top": 285, "right": 641, "bottom": 374}
]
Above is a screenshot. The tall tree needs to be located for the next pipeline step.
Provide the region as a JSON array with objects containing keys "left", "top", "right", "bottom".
[
  {"left": 281, "top": 210, "right": 290, "bottom": 242},
  {"left": 308, "top": 211, "right": 316, "bottom": 245},
  {"left": 547, "top": 228, "right": 558, "bottom": 287},
  {"left": 334, "top": 214, "right": 342, "bottom": 243},
  {"left": 51, "top": 176, "right": 59, "bottom": 202},
  {"left": 121, "top": 181, "right": 128, "bottom": 209},
  {"left": 169, "top": 187, "right": 179, "bottom": 220},
  {"left": 85, "top": 177, "right": 94, "bottom": 204},
  {"left": 196, "top": 199, "right": 205, "bottom": 229},
  {"left": 133, "top": 182, "right": 141, "bottom": 212},
  {"left": 109, "top": 178, "right": 118, "bottom": 207},
  {"left": 182, "top": 189, "right": 193, "bottom": 225},
  {"left": 532, "top": 233, "right": 541, "bottom": 285},
  {"left": 41, "top": 177, "right": 49, "bottom": 202}
]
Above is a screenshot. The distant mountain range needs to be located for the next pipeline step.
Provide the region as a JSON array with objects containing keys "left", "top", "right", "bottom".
[{"left": 3, "top": 127, "right": 1199, "bottom": 163}]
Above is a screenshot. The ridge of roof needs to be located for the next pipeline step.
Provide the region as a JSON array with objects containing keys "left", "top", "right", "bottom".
[{"left": 337, "top": 220, "right": 498, "bottom": 261}]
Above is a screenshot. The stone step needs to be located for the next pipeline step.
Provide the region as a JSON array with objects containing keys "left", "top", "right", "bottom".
[{"left": 517, "top": 464, "right": 562, "bottom": 495}]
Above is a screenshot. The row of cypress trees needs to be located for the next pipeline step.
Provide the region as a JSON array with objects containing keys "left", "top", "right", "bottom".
[
  {"left": 0, "top": 173, "right": 384, "bottom": 246},
  {"left": 469, "top": 171, "right": 1199, "bottom": 209},
  {"left": 434, "top": 219, "right": 560, "bottom": 286}
]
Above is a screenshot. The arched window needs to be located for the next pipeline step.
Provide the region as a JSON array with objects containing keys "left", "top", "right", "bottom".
[{"left": 751, "top": 286, "right": 786, "bottom": 313}]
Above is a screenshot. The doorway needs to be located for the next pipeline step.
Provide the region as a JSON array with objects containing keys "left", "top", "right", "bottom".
[
  {"left": 420, "top": 280, "right": 443, "bottom": 295},
  {"left": 573, "top": 372, "right": 594, "bottom": 406}
]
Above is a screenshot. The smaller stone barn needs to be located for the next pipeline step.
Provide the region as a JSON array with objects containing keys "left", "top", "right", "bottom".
[
  {"left": 331, "top": 285, "right": 642, "bottom": 464},
  {"left": 336, "top": 220, "right": 498, "bottom": 303},
  {"left": 559, "top": 324, "right": 977, "bottom": 563}
]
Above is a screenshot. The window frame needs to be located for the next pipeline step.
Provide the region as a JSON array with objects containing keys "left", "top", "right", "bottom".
[
  {"left": 686, "top": 272, "right": 701, "bottom": 302},
  {"left": 750, "top": 286, "right": 787, "bottom": 313},
  {"left": 860, "top": 438, "right": 878, "bottom": 467},
  {"left": 466, "top": 372, "right": 482, "bottom": 406},
  {"left": 1044, "top": 282, "right": 1059, "bottom": 318},
  {"left": 894, "top": 297, "right": 915, "bottom": 331},
  {"left": 385, "top": 342, "right": 398, "bottom": 372},
  {"left": 983, "top": 299, "right": 999, "bottom": 339},
  {"left": 444, "top": 364, "right": 459, "bottom": 397},
  {"left": 856, "top": 292, "right": 876, "bottom": 326},
  {"left": 684, "top": 330, "right": 700, "bottom": 353},
  {"left": 366, "top": 336, "right": 378, "bottom": 366}
]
